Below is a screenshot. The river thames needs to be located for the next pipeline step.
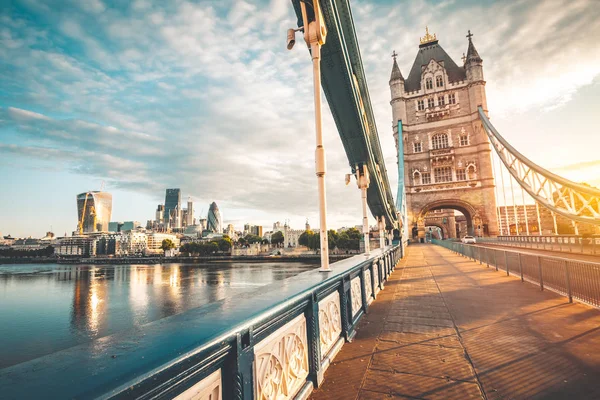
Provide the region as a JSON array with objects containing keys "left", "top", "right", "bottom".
[{"left": 0, "top": 261, "right": 318, "bottom": 369}]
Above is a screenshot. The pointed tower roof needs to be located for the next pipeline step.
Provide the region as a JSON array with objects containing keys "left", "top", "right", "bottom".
[
  {"left": 389, "top": 51, "right": 404, "bottom": 82},
  {"left": 466, "top": 30, "right": 482, "bottom": 63},
  {"left": 404, "top": 29, "right": 466, "bottom": 92}
]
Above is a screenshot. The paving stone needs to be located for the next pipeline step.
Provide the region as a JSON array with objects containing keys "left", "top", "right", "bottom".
[{"left": 310, "top": 245, "right": 600, "bottom": 400}]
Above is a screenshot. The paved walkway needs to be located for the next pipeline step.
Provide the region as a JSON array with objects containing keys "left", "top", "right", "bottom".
[{"left": 311, "top": 244, "right": 600, "bottom": 399}]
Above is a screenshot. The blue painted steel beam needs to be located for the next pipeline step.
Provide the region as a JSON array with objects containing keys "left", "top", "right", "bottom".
[{"left": 291, "top": 0, "right": 398, "bottom": 229}]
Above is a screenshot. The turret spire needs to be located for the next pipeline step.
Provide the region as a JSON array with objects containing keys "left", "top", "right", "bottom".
[
  {"left": 389, "top": 50, "right": 404, "bottom": 82},
  {"left": 465, "top": 30, "right": 482, "bottom": 63}
]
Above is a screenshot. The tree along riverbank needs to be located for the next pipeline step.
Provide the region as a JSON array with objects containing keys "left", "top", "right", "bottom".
[{"left": 0, "top": 253, "right": 353, "bottom": 265}]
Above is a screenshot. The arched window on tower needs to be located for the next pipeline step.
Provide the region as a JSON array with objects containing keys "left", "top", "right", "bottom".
[
  {"left": 431, "top": 133, "right": 449, "bottom": 150},
  {"left": 436, "top": 75, "right": 443, "bottom": 87},
  {"left": 426, "top": 78, "right": 433, "bottom": 90},
  {"left": 413, "top": 170, "right": 422, "bottom": 185}
]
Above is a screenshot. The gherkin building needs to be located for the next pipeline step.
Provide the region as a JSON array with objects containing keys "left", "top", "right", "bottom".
[{"left": 207, "top": 202, "right": 222, "bottom": 233}]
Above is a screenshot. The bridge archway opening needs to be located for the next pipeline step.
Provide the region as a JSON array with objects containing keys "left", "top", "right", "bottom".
[
  {"left": 416, "top": 200, "right": 480, "bottom": 241},
  {"left": 425, "top": 224, "right": 446, "bottom": 240}
]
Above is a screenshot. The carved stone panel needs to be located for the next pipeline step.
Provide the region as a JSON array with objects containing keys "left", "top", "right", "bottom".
[
  {"left": 318, "top": 291, "right": 342, "bottom": 358},
  {"left": 351, "top": 276, "right": 362, "bottom": 317},
  {"left": 254, "top": 314, "right": 309, "bottom": 400},
  {"left": 364, "top": 269, "right": 373, "bottom": 300},
  {"left": 174, "top": 369, "right": 221, "bottom": 400}
]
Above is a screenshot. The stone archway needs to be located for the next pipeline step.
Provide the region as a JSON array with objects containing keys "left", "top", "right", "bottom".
[
  {"left": 417, "top": 199, "right": 480, "bottom": 239},
  {"left": 425, "top": 222, "right": 448, "bottom": 239}
]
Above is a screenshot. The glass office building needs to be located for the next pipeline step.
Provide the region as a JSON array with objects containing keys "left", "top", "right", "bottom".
[
  {"left": 164, "top": 188, "right": 181, "bottom": 229},
  {"left": 207, "top": 202, "right": 222, "bottom": 233},
  {"left": 76, "top": 191, "right": 112, "bottom": 233}
]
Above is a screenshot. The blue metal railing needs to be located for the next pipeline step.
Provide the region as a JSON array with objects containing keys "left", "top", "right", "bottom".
[
  {"left": 0, "top": 246, "right": 402, "bottom": 399},
  {"left": 432, "top": 240, "right": 600, "bottom": 309}
]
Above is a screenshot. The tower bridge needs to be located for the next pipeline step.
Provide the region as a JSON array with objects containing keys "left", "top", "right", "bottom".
[{"left": 2, "top": 1, "right": 600, "bottom": 399}]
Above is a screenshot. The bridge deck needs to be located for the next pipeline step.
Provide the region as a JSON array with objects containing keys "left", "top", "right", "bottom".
[{"left": 311, "top": 244, "right": 600, "bottom": 399}]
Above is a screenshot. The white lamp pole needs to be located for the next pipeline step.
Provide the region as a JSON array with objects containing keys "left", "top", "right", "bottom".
[
  {"left": 300, "top": 1, "right": 330, "bottom": 272},
  {"left": 356, "top": 164, "right": 370, "bottom": 256}
]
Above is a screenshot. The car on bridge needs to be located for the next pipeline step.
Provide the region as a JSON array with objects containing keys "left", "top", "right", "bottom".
[{"left": 461, "top": 236, "right": 476, "bottom": 244}]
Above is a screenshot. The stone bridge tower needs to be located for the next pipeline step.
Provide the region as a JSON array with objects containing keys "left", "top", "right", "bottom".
[{"left": 390, "top": 28, "right": 499, "bottom": 240}]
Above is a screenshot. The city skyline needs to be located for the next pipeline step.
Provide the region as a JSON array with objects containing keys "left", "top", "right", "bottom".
[{"left": 1, "top": 0, "right": 600, "bottom": 238}]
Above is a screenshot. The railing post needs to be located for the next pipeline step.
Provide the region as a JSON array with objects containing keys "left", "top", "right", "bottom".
[
  {"left": 564, "top": 260, "right": 573, "bottom": 303},
  {"left": 504, "top": 251, "right": 509, "bottom": 276},
  {"left": 230, "top": 331, "right": 255, "bottom": 400},
  {"left": 518, "top": 252, "right": 523, "bottom": 282},
  {"left": 306, "top": 292, "right": 323, "bottom": 386},
  {"left": 479, "top": 247, "right": 482, "bottom": 265},
  {"left": 537, "top": 256, "right": 544, "bottom": 291},
  {"left": 494, "top": 250, "right": 498, "bottom": 271},
  {"left": 340, "top": 276, "right": 351, "bottom": 341}
]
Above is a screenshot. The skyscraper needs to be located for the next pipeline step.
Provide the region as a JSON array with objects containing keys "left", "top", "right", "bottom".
[
  {"left": 207, "top": 202, "right": 222, "bottom": 233},
  {"left": 76, "top": 191, "right": 112, "bottom": 233},
  {"left": 164, "top": 189, "right": 181, "bottom": 229},
  {"left": 186, "top": 198, "right": 194, "bottom": 226},
  {"left": 155, "top": 204, "right": 164, "bottom": 223}
]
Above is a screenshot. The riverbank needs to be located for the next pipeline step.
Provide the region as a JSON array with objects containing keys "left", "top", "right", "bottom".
[{"left": 0, "top": 253, "right": 354, "bottom": 265}]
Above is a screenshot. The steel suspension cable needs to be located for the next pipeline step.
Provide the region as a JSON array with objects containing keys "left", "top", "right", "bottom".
[
  {"left": 535, "top": 201, "right": 543, "bottom": 235},
  {"left": 521, "top": 186, "right": 530, "bottom": 235},
  {"left": 498, "top": 155, "right": 511, "bottom": 235},
  {"left": 509, "top": 173, "right": 520, "bottom": 235},
  {"left": 491, "top": 152, "right": 504, "bottom": 235}
]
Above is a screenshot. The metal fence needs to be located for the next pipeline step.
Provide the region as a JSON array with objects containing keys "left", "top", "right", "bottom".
[
  {"left": 432, "top": 239, "right": 600, "bottom": 308},
  {"left": 478, "top": 235, "right": 600, "bottom": 255}
]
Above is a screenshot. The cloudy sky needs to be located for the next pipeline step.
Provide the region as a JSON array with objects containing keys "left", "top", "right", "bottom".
[{"left": 1, "top": 0, "right": 599, "bottom": 238}]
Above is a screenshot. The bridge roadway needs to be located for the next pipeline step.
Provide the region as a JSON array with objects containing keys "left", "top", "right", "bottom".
[{"left": 311, "top": 244, "right": 600, "bottom": 399}]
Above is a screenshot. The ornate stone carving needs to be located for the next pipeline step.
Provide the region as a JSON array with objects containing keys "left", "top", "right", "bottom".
[
  {"left": 364, "top": 269, "right": 373, "bottom": 301},
  {"left": 318, "top": 291, "right": 342, "bottom": 358},
  {"left": 254, "top": 314, "right": 309, "bottom": 400},
  {"left": 174, "top": 369, "right": 221, "bottom": 400},
  {"left": 351, "top": 276, "right": 362, "bottom": 317}
]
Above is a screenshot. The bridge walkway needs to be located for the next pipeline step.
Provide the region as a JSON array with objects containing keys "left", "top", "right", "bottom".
[{"left": 311, "top": 244, "right": 600, "bottom": 399}]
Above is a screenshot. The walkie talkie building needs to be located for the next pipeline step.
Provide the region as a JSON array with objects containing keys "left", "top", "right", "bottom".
[
  {"left": 207, "top": 202, "right": 222, "bottom": 233},
  {"left": 76, "top": 191, "right": 112, "bottom": 233}
]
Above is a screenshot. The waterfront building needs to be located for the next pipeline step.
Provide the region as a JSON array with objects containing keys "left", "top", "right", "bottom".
[
  {"left": 76, "top": 191, "right": 112, "bottom": 233},
  {"left": 272, "top": 221, "right": 304, "bottom": 248},
  {"left": 11, "top": 238, "right": 46, "bottom": 251},
  {"left": 120, "top": 231, "right": 147, "bottom": 255},
  {"left": 55, "top": 235, "right": 95, "bottom": 257},
  {"left": 207, "top": 202, "right": 222, "bottom": 233},
  {"left": 164, "top": 189, "right": 181, "bottom": 229},
  {"left": 390, "top": 29, "right": 498, "bottom": 239},
  {"left": 496, "top": 205, "right": 599, "bottom": 235},
  {"left": 146, "top": 232, "right": 179, "bottom": 255}
]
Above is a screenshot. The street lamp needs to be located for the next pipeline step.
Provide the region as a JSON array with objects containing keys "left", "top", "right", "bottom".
[{"left": 289, "top": 0, "right": 330, "bottom": 272}]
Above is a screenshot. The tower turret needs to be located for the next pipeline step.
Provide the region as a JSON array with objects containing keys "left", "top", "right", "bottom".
[
  {"left": 465, "top": 30, "right": 483, "bottom": 82},
  {"left": 389, "top": 51, "right": 405, "bottom": 99},
  {"left": 389, "top": 50, "right": 407, "bottom": 149},
  {"left": 464, "top": 30, "right": 487, "bottom": 112}
]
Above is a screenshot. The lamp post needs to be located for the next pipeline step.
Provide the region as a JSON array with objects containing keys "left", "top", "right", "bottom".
[
  {"left": 298, "top": 1, "right": 330, "bottom": 272},
  {"left": 355, "top": 164, "right": 371, "bottom": 256}
]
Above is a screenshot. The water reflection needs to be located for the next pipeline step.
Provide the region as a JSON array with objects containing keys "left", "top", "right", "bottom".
[{"left": 0, "top": 261, "right": 317, "bottom": 369}]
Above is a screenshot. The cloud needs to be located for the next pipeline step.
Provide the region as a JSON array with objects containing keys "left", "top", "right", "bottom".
[{"left": 1, "top": 0, "right": 598, "bottom": 234}]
